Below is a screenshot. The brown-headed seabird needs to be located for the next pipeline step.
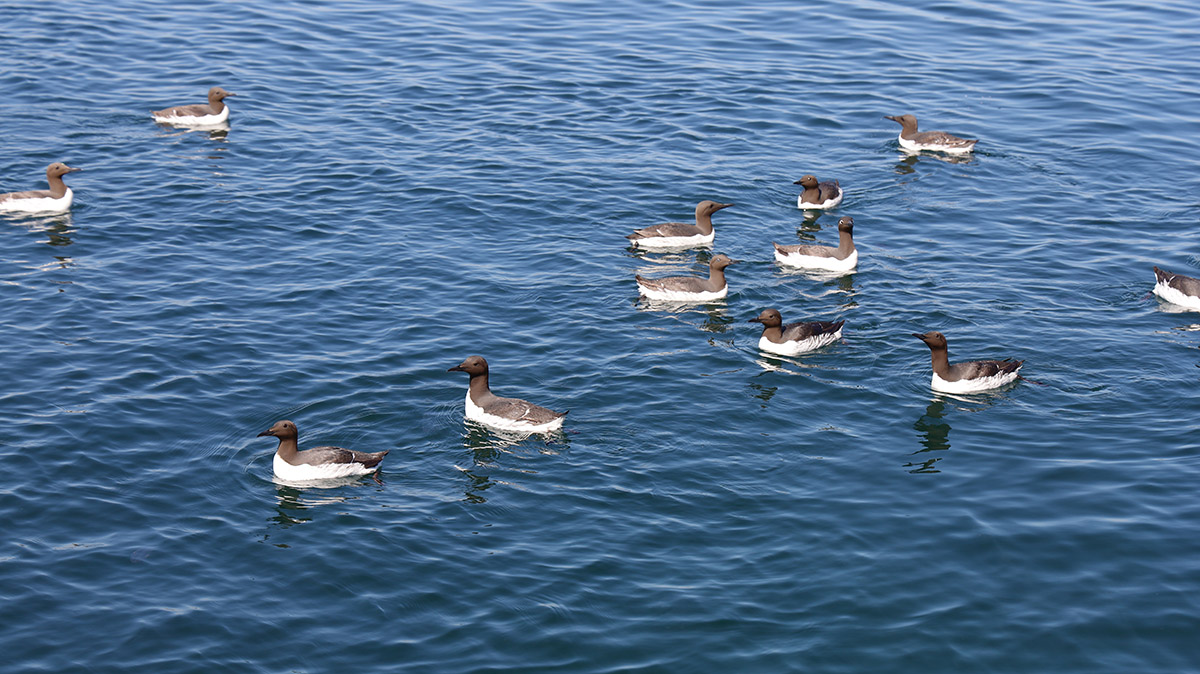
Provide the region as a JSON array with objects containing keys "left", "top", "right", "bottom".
[
  {"left": 152, "top": 86, "right": 237, "bottom": 126},
  {"left": 636, "top": 253, "right": 736, "bottom": 302},
  {"left": 748, "top": 308, "right": 844, "bottom": 356},
  {"left": 449, "top": 356, "right": 567, "bottom": 433},
  {"left": 257, "top": 419, "right": 388, "bottom": 480},
  {"left": 0, "top": 163, "right": 82, "bottom": 214},
  {"left": 885, "top": 114, "right": 978, "bottom": 154},
  {"left": 627, "top": 200, "right": 734, "bottom": 250},
  {"left": 912, "top": 331, "right": 1023, "bottom": 393},
  {"left": 795, "top": 174, "right": 843, "bottom": 209},
  {"left": 773, "top": 216, "right": 857, "bottom": 271}
]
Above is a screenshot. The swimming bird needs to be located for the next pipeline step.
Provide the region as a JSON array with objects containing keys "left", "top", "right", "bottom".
[
  {"left": 152, "top": 86, "right": 237, "bottom": 125},
  {"left": 773, "top": 216, "right": 857, "bottom": 271},
  {"left": 912, "top": 331, "right": 1022, "bottom": 393},
  {"left": 795, "top": 174, "right": 843, "bottom": 209},
  {"left": 0, "top": 163, "right": 82, "bottom": 214},
  {"left": 1152, "top": 266, "right": 1200, "bottom": 311},
  {"left": 448, "top": 355, "right": 567, "bottom": 433},
  {"left": 636, "top": 254, "right": 736, "bottom": 302},
  {"left": 627, "top": 200, "right": 734, "bottom": 250},
  {"left": 257, "top": 419, "right": 388, "bottom": 480},
  {"left": 885, "top": 114, "right": 978, "bottom": 154},
  {"left": 748, "top": 308, "right": 844, "bottom": 356}
]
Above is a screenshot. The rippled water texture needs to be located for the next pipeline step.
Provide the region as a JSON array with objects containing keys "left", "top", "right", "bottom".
[{"left": 2, "top": 1, "right": 1199, "bottom": 671}]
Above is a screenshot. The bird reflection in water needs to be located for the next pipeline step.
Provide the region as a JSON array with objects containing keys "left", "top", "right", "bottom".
[
  {"left": 8, "top": 214, "right": 80, "bottom": 283},
  {"left": 457, "top": 465, "right": 495, "bottom": 504},
  {"left": 906, "top": 400, "right": 950, "bottom": 474},
  {"left": 205, "top": 123, "right": 230, "bottom": 142},
  {"left": 700, "top": 304, "right": 733, "bottom": 334},
  {"left": 155, "top": 119, "right": 230, "bottom": 142},
  {"left": 266, "top": 474, "right": 374, "bottom": 528},
  {"left": 626, "top": 242, "right": 711, "bottom": 263},
  {"left": 747, "top": 381, "right": 778, "bottom": 408},
  {"left": 830, "top": 272, "right": 857, "bottom": 310},
  {"left": 894, "top": 150, "right": 975, "bottom": 175},
  {"left": 270, "top": 484, "right": 315, "bottom": 527},
  {"left": 461, "top": 421, "right": 510, "bottom": 464},
  {"left": 40, "top": 215, "right": 76, "bottom": 248},
  {"left": 456, "top": 420, "right": 568, "bottom": 503},
  {"left": 637, "top": 297, "right": 731, "bottom": 331},
  {"left": 798, "top": 209, "right": 824, "bottom": 229},
  {"left": 460, "top": 418, "right": 567, "bottom": 456},
  {"left": 6, "top": 212, "right": 76, "bottom": 248}
]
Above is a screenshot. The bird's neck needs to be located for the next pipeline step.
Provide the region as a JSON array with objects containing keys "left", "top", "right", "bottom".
[
  {"left": 47, "top": 173, "right": 69, "bottom": 199},
  {"left": 928, "top": 346, "right": 951, "bottom": 377},
  {"left": 694, "top": 212, "right": 715, "bottom": 235},
  {"left": 760, "top": 324, "right": 783, "bottom": 342},
  {"left": 467, "top": 372, "right": 493, "bottom": 401},
  {"left": 209, "top": 98, "right": 226, "bottom": 114},
  {"left": 707, "top": 266, "right": 727, "bottom": 289},
  {"left": 838, "top": 229, "right": 856, "bottom": 257},
  {"left": 274, "top": 436, "right": 299, "bottom": 462}
]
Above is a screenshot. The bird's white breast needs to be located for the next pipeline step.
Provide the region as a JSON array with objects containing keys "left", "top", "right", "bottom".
[
  {"left": 931, "top": 369, "right": 1020, "bottom": 394},
  {"left": 631, "top": 232, "right": 714, "bottom": 250},
  {"left": 153, "top": 105, "right": 230, "bottom": 126},
  {"left": 797, "top": 193, "right": 843, "bottom": 210},
  {"left": 464, "top": 392, "right": 564, "bottom": 433},
  {"left": 1153, "top": 280, "right": 1200, "bottom": 311},
  {"left": 757, "top": 328, "right": 842, "bottom": 356},
  {"left": 273, "top": 452, "right": 376, "bottom": 480},
  {"left": 0, "top": 188, "right": 73, "bottom": 214},
  {"left": 898, "top": 134, "right": 974, "bottom": 155},
  {"left": 774, "top": 248, "right": 857, "bottom": 271},
  {"left": 636, "top": 281, "right": 727, "bottom": 303}
]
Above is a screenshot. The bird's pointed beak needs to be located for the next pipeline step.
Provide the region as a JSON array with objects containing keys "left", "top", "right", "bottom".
[
  {"left": 448, "top": 365, "right": 465, "bottom": 372},
  {"left": 257, "top": 429, "right": 274, "bottom": 437},
  {"left": 910, "top": 333, "right": 925, "bottom": 340},
  {"left": 748, "top": 317, "right": 763, "bottom": 323},
  {"left": 65, "top": 166, "right": 82, "bottom": 173}
]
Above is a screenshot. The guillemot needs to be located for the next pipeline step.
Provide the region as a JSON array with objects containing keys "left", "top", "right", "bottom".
[
  {"left": 795, "top": 174, "right": 843, "bottom": 209},
  {"left": 885, "top": 114, "right": 978, "bottom": 154},
  {"left": 627, "top": 200, "right": 734, "bottom": 250},
  {"left": 257, "top": 419, "right": 388, "bottom": 480},
  {"left": 748, "top": 308, "right": 844, "bottom": 356},
  {"left": 1152, "top": 266, "right": 1200, "bottom": 311},
  {"left": 773, "top": 216, "right": 857, "bottom": 271},
  {"left": 152, "top": 86, "right": 237, "bottom": 126},
  {"left": 0, "top": 163, "right": 82, "bottom": 214},
  {"left": 636, "top": 254, "right": 736, "bottom": 302},
  {"left": 912, "top": 331, "right": 1023, "bottom": 393},
  {"left": 449, "top": 355, "right": 567, "bottom": 433}
]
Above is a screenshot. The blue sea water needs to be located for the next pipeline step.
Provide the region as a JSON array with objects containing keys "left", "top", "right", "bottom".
[{"left": 2, "top": 0, "right": 1199, "bottom": 671}]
